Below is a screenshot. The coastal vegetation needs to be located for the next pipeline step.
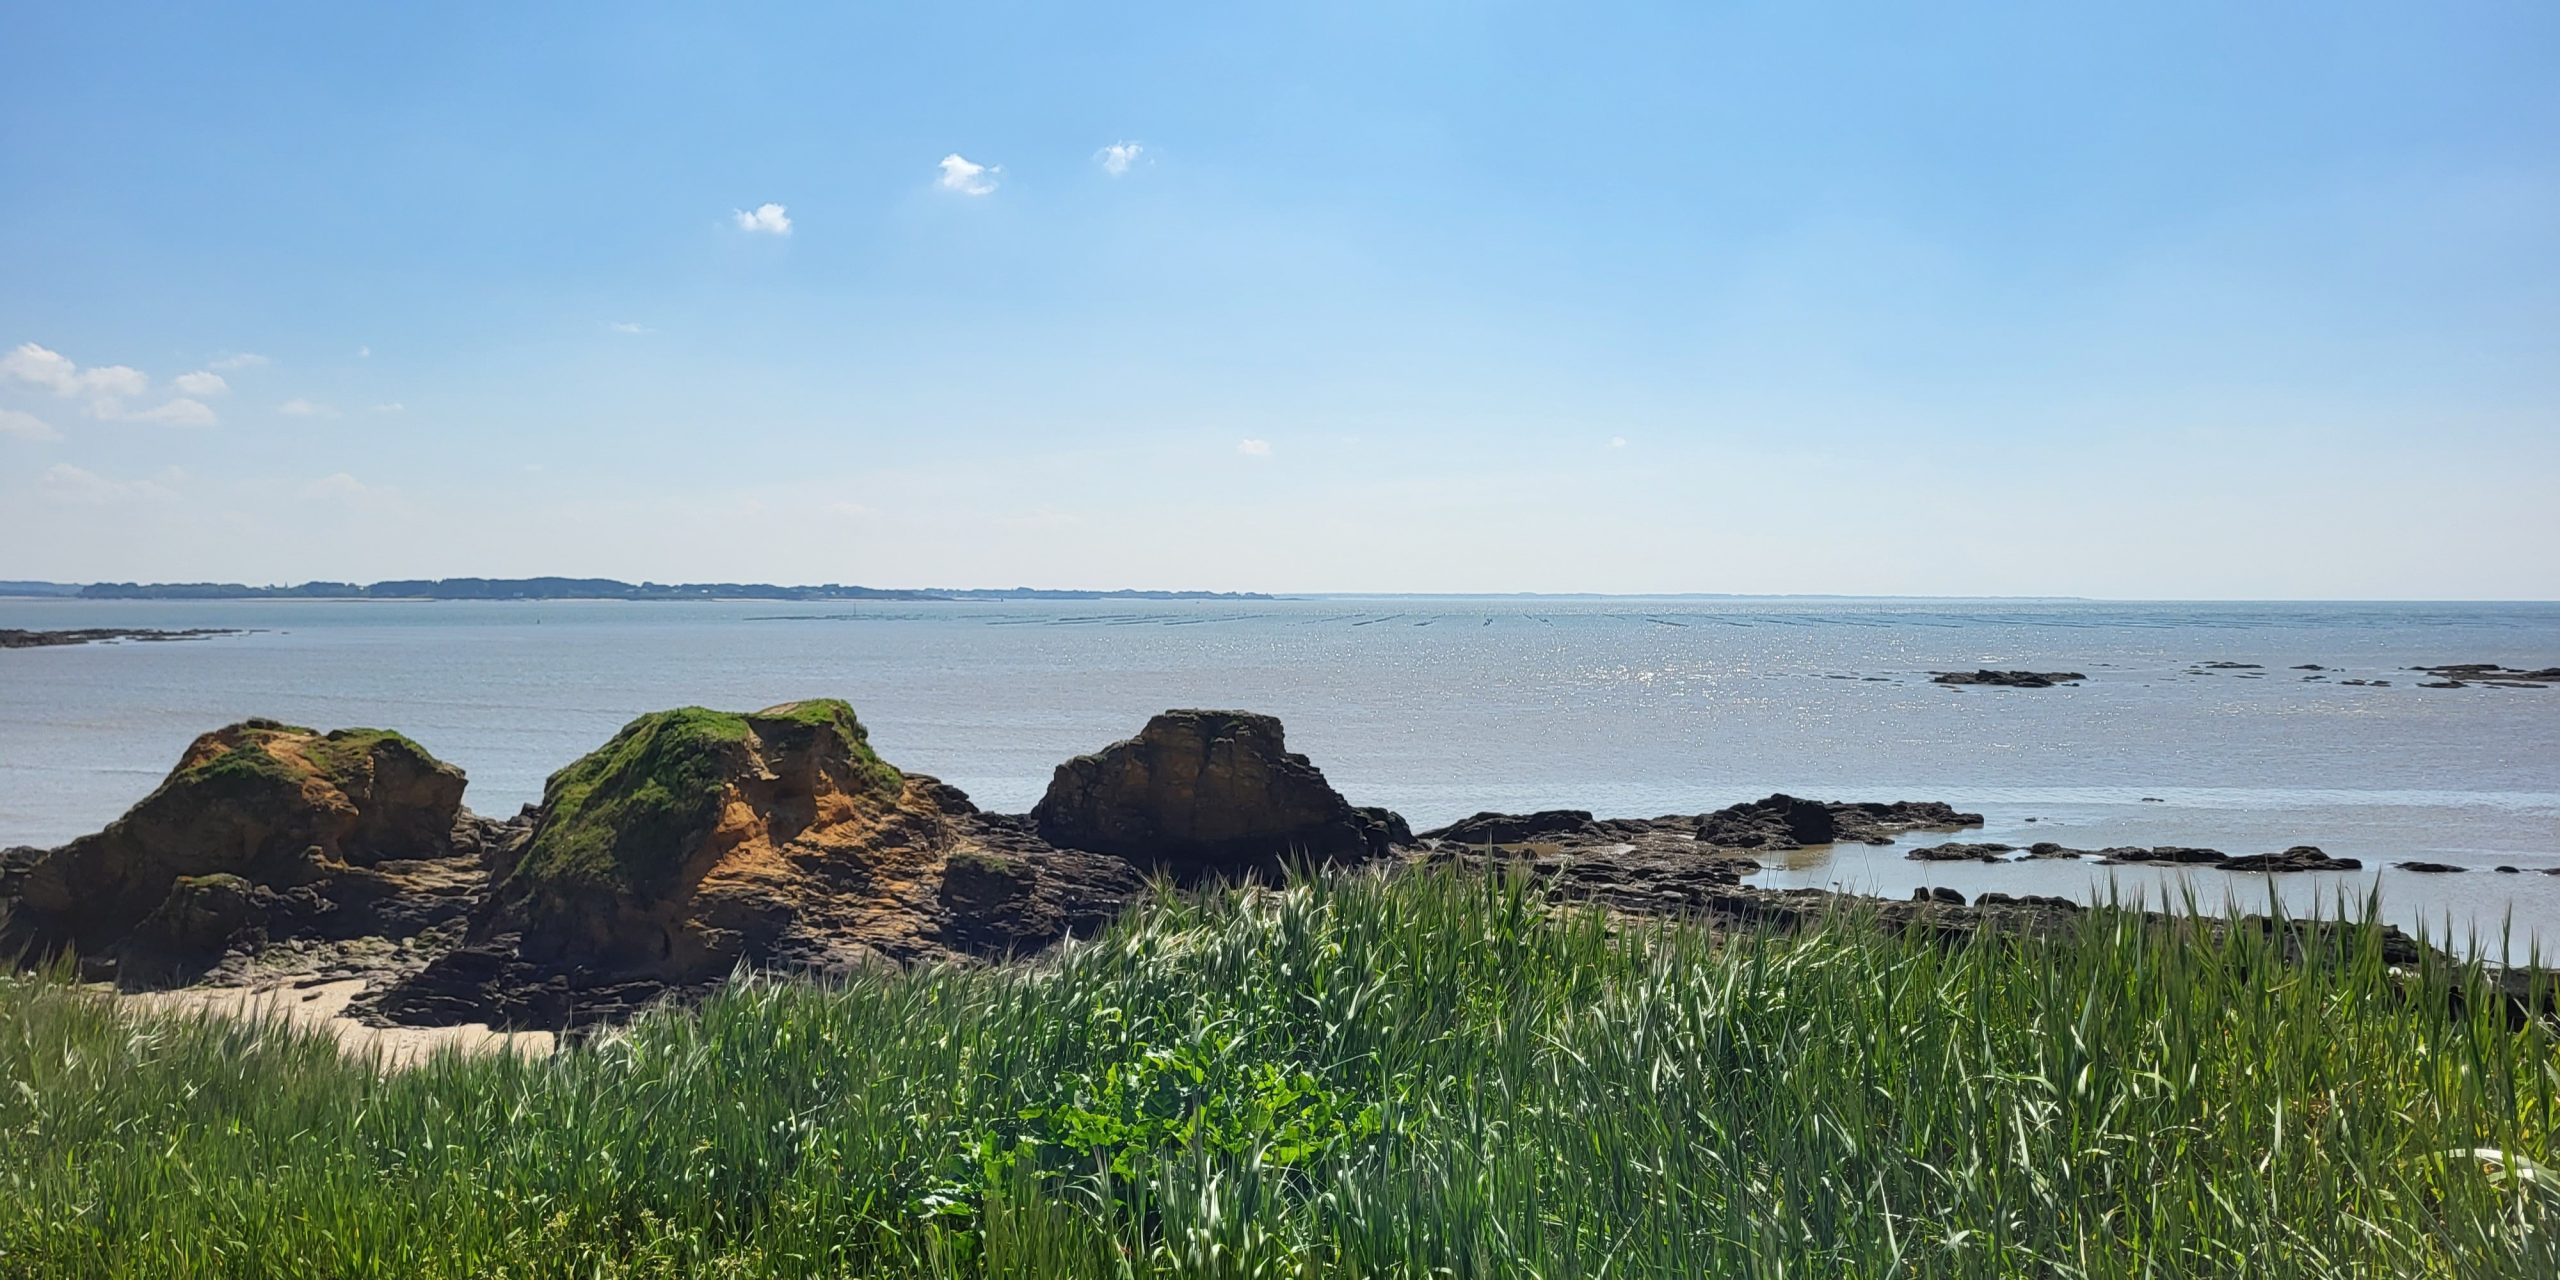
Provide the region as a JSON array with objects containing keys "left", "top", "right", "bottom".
[{"left": 3, "top": 869, "right": 2552, "bottom": 1278}]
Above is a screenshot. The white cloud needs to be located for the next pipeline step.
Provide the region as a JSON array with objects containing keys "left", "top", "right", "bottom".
[
  {"left": 1237, "top": 438, "right": 1273, "bottom": 459},
  {"left": 301, "top": 472, "right": 370, "bottom": 499},
  {"left": 369, "top": 402, "right": 405, "bottom": 414},
  {"left": 1609, "top": 436, "right": 1628, "bottom": 448},
  {"left": 172, "top": 370, "right": 231, "bottom": 396},
  {"left": 279, "top": 397, "right": 339, "bottom": 417},
  {"left": 356, "top": 345, "right": 371, "bottom": 358},
  {"left": 0, "top": 408, "right": 60, "bottom": 441},
  {"left": 2, "top": 343, "right": 149, "bottom": 402},
  {"left": 732, "top": 202, "right": 792, "bottom": 234},
  {"left": 125, "top": 398, "right": 219, "bottom": 427},
  {"left": 1097, "top": 141, "right": 1144, "bottom": 176},
  {"left": 609, "top": 321, "right": 652, "bottom": 334},
  {"left": 41, "top": 463, "right": 175, "bottom": 504},
  {"left": 208, "top": 352, "right": 269, "bottom": 370},
  {"left": 937, "top": 154, "right": 999, "bottom": 196}
]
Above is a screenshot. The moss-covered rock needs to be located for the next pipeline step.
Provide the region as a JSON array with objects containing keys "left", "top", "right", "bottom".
[
  {"left": 497, "top": 700, "right": 920, "bottom": 973},
  {"left": 11, "top": 720, "right": 468, "bottom": 952},
  {"left": 463, "top": 699, "right": 1140, "bottom": 998},
  {"left": 506, "top": 699, "right": 901, "bottom": 901}
]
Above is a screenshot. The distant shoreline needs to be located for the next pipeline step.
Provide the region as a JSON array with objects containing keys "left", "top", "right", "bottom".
[
  {"left": 5, "top": 581, "right": 2556, "bottom": 605},
  {"left": 0, "top": 578, "right": 1276, "bottom": 603}
]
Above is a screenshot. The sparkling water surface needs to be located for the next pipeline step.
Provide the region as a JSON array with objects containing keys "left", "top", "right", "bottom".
[{"left": 3, "top": 597, "right": 2554, "bottom": 946}]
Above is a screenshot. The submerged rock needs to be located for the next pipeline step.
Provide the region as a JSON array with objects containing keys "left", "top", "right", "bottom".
[
  {"left": 2094, "top": 846, "right": 2229, "bottom": 866},
  {"left": 2415, "top": 663, "right": 2560, "bottom": 685},
  {"left": 2222, "top": 846, "right": 2363, "bottom": 873},
  {"left": 1905, "top": 842, "right": 2015, "bottom": 862},
  {"left": 1032, "top": 710, "right": 1409, "bottom": 876},
  {"left": 2396, "top": 861, "right": 2466, "bottom": 874},
  {"left": 1931, "top": 670, "right": 2087, "bottom": 687}
]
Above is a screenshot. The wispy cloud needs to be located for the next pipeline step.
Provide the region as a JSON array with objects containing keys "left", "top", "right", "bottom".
[
  {"left": 172, "top": 370, "right": 231, "bottom": 396},
  {"left": 369, "top": 402, "right": 405, "bottom": 414},
  {"left": 0, "top": 408, "right": 61, "bottom": 441},
  {"left": 41, "top": 463, "right": 176, "bottom": 504},
  {"left": 279, "top": 397, "right": 339, "bottom": 418},
  {"left": 732, "top": 202, "right": 792, "bottom": 234},
  {"left": 3, "top": 342, "right": 148, "bottom": 403},
  {"left": 609, "top": 321, "right": 652, "bottom": 334},
  {"left": 300, "top": 472, "right": 370, "bottom": 499},
  {"left": 1609, "top": 436, "right": 1628, "bottom": 448},
  {"left": 937, "top": 154, "right": 999, "bottom": 196},
  {"left": 208, "top": 352, "right": 269, "bottom": 370},
  {"left": 1237, "top": 438, "right": 1273, "bottom": 459},
  {"left": 126, "top": 398, "right": 219, "bottom": 427},
  {"left": 1097, "top": 141, "right": 1144, "bottom": 176}
]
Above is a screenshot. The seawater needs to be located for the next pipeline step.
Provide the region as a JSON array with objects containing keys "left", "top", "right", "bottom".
[{"left": 3, "top": 597, "right": 2554, "bottom": 945}]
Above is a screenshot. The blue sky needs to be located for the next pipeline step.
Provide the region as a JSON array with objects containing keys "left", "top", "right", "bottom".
[{"left": 3, "top": 2, "right": 2554, "bottom": 597}]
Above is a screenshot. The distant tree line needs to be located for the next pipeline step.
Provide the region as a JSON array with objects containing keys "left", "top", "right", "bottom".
[{"left": 62, "top": 578, "right": 1271, "bottom": 601}]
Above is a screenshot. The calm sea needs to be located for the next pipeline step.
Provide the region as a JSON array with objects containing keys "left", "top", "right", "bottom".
[{"left": 4, "top": 597, "right": 2555, "bottom": 945}]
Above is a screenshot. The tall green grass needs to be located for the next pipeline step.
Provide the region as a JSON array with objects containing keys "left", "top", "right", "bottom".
[{"left": 3, "top": 870, "right": 2552, "bottom": 1278}]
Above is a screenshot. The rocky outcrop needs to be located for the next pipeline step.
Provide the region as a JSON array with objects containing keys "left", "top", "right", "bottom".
[
  {"left": 2094, "top": 846, "right": 2229, "bottom": 866},
  {"left": 1931, "top": 670, "right": 2086, "bottom": 687},
  {"left": 2414, "top": 664, "right": 2558, "bottom": 689},
  {"left": 2396, "top": 861, "right": 2466, "bottom": 874},
  {"left": 1694, "top": 794, "right": 1983, "bottom": 849},
  {"left": 1905, "top": 842, "right": 2015, "bottom": 862},
  {"left": 486, "top": 700, "right": 1144, "bottom": 983},
  {"left": 2222, "top": 846, "right": 2362, "bottom": 873},
  {"left": 2, "top": 720, "right": 478, "bottom": 976},
  {"left": 2020, "top": 842, "right": 2362, "bottom": 872},
  {"left": 0, "top": 627, "right": 246, "bottom": 649},
  {"left": 1419, "top": 810, "right": 1602, "bottom": 845},
  {"left": 1031, "top": 710, "right": 1409, "bottom": 876}
]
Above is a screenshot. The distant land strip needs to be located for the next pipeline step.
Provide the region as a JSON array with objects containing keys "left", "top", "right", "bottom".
[{"left": 0, "top": 579, "right": 1272, "bottom": 602}]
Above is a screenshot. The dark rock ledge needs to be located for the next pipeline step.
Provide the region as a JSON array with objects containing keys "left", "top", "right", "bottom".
[
  {"left": 1931, "top": 670, "right": 2086, "bottom": 688},
  {"left": 1, "top": 627, "right": 248, "bottom": 649},
  {"left": 1948, "top": 842, "right": 2365, "bottom": 873},
  {"left": 2412, "top": 664, "right": 2559, "bottom": 690}
]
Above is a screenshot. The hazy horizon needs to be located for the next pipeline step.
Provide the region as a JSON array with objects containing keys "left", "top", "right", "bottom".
[
  {"left": 5, "top": 3, "right": 2555, "bottom": 598},
  {"left": 8, "top": 576, "right": 2560, "bottom": 605}
]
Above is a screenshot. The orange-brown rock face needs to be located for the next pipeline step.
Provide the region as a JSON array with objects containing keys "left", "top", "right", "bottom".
[
  {"left": 1031, "top": 710, "right": 1410, "bottom": 877},
  {"left": 12, "top": 720, "right": 469, "bottom": 953},
  {"left": 488, "top": 701, "right": 1142, "bottom": 989}
]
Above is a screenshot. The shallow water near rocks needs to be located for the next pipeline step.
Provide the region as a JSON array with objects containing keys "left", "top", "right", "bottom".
[{"left": 2, "top": 596, "right": 2554, "bottom": 949}]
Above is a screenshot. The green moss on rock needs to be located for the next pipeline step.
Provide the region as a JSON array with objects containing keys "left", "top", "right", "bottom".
[
  {"left": 509, "top": 699, "right": 901, "bottom": 899},
  {"left": 168, "top": 721, "right": 441, "bottom": 798},
  {"left": 303, "top": 727, "right": 441, "bottom": 784}
]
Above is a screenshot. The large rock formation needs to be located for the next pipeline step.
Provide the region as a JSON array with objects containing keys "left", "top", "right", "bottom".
[
  {"left": 1031, "top": 710, "right": 1410, "bottom": 876},
  {"left": 2, "top": 719, "right": 481, "bottom": 976},
  {"left": 380, "top": 700, "right": 1143, "bottom": 1023}
]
